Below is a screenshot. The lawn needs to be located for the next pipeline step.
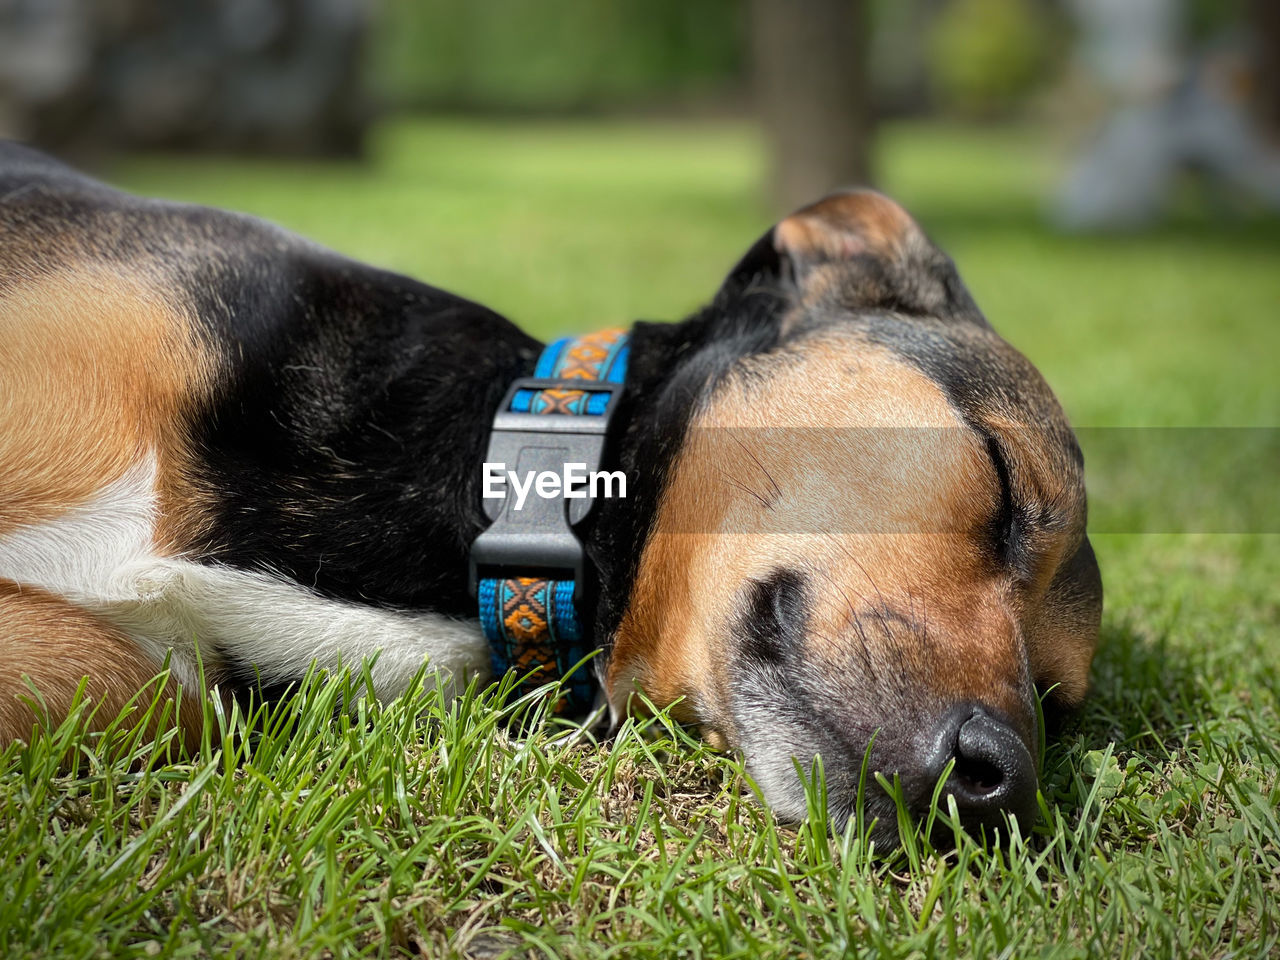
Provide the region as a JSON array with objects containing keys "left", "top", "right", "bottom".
[{"left": 2, "top": 118, "right": 1277, "bottom": 958}]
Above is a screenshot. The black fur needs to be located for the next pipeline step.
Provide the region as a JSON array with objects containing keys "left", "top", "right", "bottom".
[
  {"left": 734, "top": 569, "right": 810, "bottom": 666},
  {"left": 0, "top": 140, "right": 798, "bottom": 694}
]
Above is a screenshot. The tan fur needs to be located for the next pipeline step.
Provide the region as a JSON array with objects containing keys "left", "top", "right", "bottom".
[
  {"left": 979, "top": 411, "right": 1095, "bottom": 703},
  {"left": 0, "top": 260, "right": 217, "bottom": 749},
  {"left": 608, "top": 333, "right": 1037, "bottom": 733},
  {"left": 0, "top": 579, "right": 204, "bottom": 750},
  {"left": 0, "top": 265, "right": 216, "bottom": 549},
  {"left": 1022, "top": 580, "right": 1096, "bottom": 704},
  {"left": 774, "top": 191, "right": 916, "bottom": 263}
]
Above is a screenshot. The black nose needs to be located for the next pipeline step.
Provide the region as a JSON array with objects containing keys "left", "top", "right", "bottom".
[{"left": 921, "top": 705, "right": 1038, "bottom": 840}]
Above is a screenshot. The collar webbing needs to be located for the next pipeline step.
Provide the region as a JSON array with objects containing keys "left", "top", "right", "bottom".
[{"left": 472, "top": 328, "right": 630, "bottom": 716}]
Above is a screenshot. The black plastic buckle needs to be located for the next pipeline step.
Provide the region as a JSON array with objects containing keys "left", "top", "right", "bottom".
[{"left": 469, "top": 377, "right": 624, "bottom": 601}]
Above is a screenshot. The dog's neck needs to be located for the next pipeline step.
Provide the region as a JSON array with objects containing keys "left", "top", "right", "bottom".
[{"left": 196, "top": 254, "right": 784, "bottom": 656}]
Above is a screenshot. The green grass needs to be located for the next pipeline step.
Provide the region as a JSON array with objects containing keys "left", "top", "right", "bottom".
[{"left": 4, "top": 118, "right": 1278, "bottom": 958}]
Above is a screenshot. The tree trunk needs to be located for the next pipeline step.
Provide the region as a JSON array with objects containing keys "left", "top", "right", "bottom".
[
  {"left": 1250, "top": 0, "right": 1280, "bottom": 138},
  {"left": 749, "top": 0, "right": 875, "bottom": 215}
]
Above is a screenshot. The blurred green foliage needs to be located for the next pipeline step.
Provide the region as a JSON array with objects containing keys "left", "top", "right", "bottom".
[
  {"left": 370, "top": 0, "right": 1071, "bottom": 117},
  {"left": 370, "top": 0, "right": 745, "bottom": 111},
  {"left": 112, "top": 117, "right": 1280, "bottom": 426},
  {"left": 1187, "top": 0, "right": 1247, "bottom": 39},
  {"left": 927, "top": 0, "right": 1054, "bottom": 117}
]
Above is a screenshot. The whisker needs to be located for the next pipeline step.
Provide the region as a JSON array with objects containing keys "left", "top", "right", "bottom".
[
  {"left": 714, "top": 470, "right": 774, "bottom": 509},
  {"left": 730, "top": 433, "right": 783, "bottom": 504}
]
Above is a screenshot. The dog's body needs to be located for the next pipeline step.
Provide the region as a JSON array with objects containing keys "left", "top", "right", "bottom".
[{"left": 0, "top": 142, "right": 1101, "bottom": 840}]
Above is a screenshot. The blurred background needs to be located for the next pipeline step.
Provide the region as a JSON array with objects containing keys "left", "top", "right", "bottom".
[
  {"left": 4, "top": 0, "right": 1278, "bottom": 215},
  {"left": 1, "top": 0, "right": 1277, "bottom": 451}
]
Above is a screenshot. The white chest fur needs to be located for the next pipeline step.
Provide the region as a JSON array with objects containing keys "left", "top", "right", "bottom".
[{"left": 0, "top": 456, "right": 489, "bottom": 702}]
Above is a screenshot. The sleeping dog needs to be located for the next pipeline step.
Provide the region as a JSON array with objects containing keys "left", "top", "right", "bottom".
[{"left": 0, "top": 142, "right": 1101, "bottom": 840}]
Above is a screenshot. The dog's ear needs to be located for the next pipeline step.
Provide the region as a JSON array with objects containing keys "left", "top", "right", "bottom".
[{"left": 721, "top": 189, "right": 985, "bottom": 324}]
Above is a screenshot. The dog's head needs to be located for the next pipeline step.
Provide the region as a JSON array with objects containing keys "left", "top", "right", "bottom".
[{"left": 604, "top": 191, "right": 1101, "bottom": 843}]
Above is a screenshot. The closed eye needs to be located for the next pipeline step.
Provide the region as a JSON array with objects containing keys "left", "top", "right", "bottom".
[{"left": 985, "top": 435, "right": 1019, "bottom": 566}]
